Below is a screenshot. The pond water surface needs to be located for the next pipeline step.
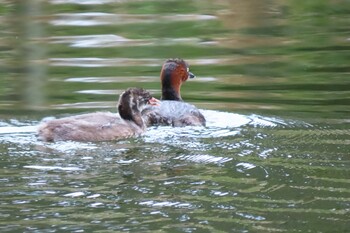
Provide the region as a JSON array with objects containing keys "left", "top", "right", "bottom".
[{"left": 0, "top": 0, "right": 349, "bottom": 232}]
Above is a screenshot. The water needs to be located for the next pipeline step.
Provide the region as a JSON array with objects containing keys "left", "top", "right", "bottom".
[{"left": 1, "top": 0, "right": 350, "bottom": 232}]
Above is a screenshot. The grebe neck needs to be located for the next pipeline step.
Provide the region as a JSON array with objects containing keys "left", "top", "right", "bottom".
[{"left": 161, "top": 69, "right": 182, "bottom": 101}]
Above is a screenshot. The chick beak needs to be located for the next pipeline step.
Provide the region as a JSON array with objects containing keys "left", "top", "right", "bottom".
[
  {"left": 148, "top": 97, "right": 161, "bottom": 106},
  {"left": 189, "top": 72, "right": 195, "bottom": 79}
]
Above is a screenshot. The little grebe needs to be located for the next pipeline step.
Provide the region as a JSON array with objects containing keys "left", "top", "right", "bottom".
[
  {"left": 37, "top": 88, "right": 158, "bottom": 142},
  {"left": 142, "top": 58, "right": 206, "bottom": 127}
]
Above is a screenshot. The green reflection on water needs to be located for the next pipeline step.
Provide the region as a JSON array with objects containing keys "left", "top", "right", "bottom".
[{"left": 1, "top": 0, "right": 349, "bottom": 118}]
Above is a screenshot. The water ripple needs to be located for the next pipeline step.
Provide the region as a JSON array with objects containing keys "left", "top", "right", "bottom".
[
  {"left": 50, "top": 13, "right": 216, "bottom": 26},
  {"left": 63, "top": 191, "right": 85, "bottom": 197},
  {"left": 139, "top": 200, "right": 193, "bottom": 209},
  {"left": 49, "top": 57, "right": 278, "bottom": 67},
  {"left": 174, "top": 154, "right": 233, "bottom": 164},
  {"left": 65, "top": 76, "right": 158, "bottom": 83},
  {"left": 23, "top": 165, "right": 84, "bottom": 171},
  {"left": 50, "top": 0, "right": 114, "bottom": 4},
  {"left": 50, "top": 57, "right": 162, "bottom": 67},
  {"left": 51, "top": 101, "right": 114, "bottom": 109},
  {"left": 51, "top": 35, "right": 205, "bottom": 47}
]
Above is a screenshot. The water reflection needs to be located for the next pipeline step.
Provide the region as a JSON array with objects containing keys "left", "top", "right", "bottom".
[
  {"left": 0, "top": 111, "right": 349, "bottom": 232},
  {"left": 51, "top": 34, "right": 211, "bottom": 48},
  {"left": 24, "top": 165, "right": 84, "bottom": 171},
  {"left": 50, "top": 0, "right": 115, "bottom": 4},
  {"left": 174, "top": 154, "right": 233, "bottom": 164},
  {"left": 50, "top": 57, "right": 162, "bottom": 67},
  {"left": 51, "top": 13, "right": 216, "bottom": 26}
]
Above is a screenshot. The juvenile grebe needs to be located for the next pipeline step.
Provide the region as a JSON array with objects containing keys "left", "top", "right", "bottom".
[{"left": 38, "top": 88, "right": 158, "bottom": 142}]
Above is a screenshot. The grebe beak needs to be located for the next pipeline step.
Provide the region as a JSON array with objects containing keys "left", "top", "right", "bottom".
[
  {"left": 148, "top": 97, "right": 161, "bottom": 106},
  {"left": 189, "top": 72, "right": 195, "bottom": 79}
]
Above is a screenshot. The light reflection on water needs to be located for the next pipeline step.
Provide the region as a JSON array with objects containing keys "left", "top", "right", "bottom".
[
  {"left": 65, "top": 76, "right": 157, "bottom": 83},
  {"left": 50, "top": 57, "right": 161, "bottom": 67},
  {"left": 51, "top": 35, "right": 206, "bottom": 48},
  {"left": 50, "top": 57, "right": 280, "bottom": 67},
  {"left": 50, "top": 0, "right": 115, "bottom": 4},
  {"left": 50, "top": 13, "right": 216, "bottom": 26}
]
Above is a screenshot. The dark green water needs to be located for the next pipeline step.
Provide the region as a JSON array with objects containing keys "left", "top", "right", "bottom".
[{"left": 0, "top": 0, "right": 349, "bottom": 232}]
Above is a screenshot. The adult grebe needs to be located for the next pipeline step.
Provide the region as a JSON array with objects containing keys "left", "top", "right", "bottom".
[{"left": 142, "top": 58, "right": 206, "bottom": 127}]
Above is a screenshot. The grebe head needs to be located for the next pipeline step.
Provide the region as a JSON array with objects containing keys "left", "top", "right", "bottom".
[
  {"left": 160, "top": 58, "right": 195, "bottom": 101},
  {"left": 118, "top": 88, "right": 157, "bottom": 128}
]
